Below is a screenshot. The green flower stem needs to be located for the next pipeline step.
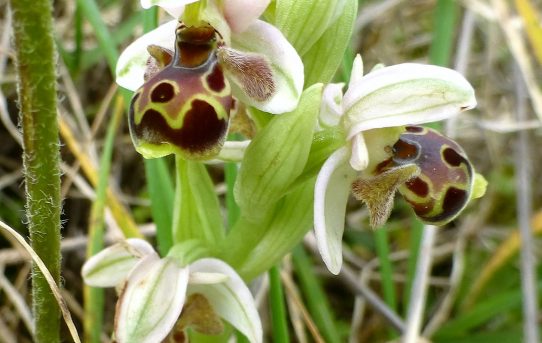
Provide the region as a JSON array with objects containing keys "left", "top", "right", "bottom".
[
  {"left": 269, "top": 266, "right": 290, "bottom": 343},
  {"left": 84, "top": 95, "right": 123, "bottom": 343},
  {"left": 10, "top": 0, "right": 62, "bottom": 341}
]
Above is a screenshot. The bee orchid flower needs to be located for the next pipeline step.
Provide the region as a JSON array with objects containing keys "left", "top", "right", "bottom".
[
  {"left": 315, "top": 55, "right": 479, "bottom": 275},
  {"left": 82, "top": 239, "right": 262, "bottom": 343},
  {"left": 116, "top": 0, "right": 303, "bottom": 159}
]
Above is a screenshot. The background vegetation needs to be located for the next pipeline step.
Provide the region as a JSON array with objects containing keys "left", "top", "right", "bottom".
[{"left": 0, "top": 0, "right": 541, "bottom": 342}]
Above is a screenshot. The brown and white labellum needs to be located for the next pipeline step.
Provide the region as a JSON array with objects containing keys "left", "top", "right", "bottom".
[{"left": 390, "top": 125, "right": 474, "bottom": 225}]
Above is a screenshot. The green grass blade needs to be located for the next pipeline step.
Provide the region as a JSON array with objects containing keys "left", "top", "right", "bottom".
[
  {"left": 269, "top": 266, "right": 290, "bottom": 343},
  {"left": 292, "top": 245, "right": 341, "bottom": 343},
  {"left": 434, "top": 282, "right": 542, "bottom": 338},
  {"left": 143, "top": 6, "right": 158, "bottom": 32},
  {"left": 84, "top": 95, "right": 123, "bottom": 343},
  {"left": 75, "top": 0, "right": 118, "bottom": 71},
  {"left": 429, "top": 0, "right": 458, "bottom": 67},
  {"left": 374, "top": 226, "right": 398, "bottom": 340}
]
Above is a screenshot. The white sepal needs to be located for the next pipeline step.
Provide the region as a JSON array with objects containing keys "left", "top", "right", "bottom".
[
  {"left": 140, "top": 0, "right": 190, "bottom": 17},
  {"left": 223, "top": 0, "right": 271, "bottom": 33},
  {"left": 81, "top": 239, "right": 156, "bottom": 287},
  {"left": 314, "top": 147, "right": 357, "bottom": 275},
  {"left": 189, "top": 258, "right": 263, "bottom": 343},
  {"left": 343, "top": 63, "right": 477, "bottom": 139},
  {"left": 116, "top": 20, "right": 177, "bottom": 91},
  {"left": 115, "top": 256, "right": 189, "bottom": 343},
  {"left": 230, "top": 20, "right": 304, "bottom": 114}
]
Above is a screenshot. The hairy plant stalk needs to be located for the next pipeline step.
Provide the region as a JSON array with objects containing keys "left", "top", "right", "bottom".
[{"left": 9, "top": 0, "right": 62, "bottom": 341}]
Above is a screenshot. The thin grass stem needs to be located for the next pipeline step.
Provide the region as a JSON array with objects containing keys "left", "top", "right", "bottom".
[
  {"left": 403, "top": 225, "right": 437, "bottom": 343},
  {"left": 292, "top": 245, "right": 341, "bottom": 343},
  {"left": 269, "top": 266, "right": 290, "bottom": 343},
  {"left": 514, "top": 63, "right": 539, "bottom": 343},
  {"left": 83, "top": 95, "right": 123, "bottom": 343}
]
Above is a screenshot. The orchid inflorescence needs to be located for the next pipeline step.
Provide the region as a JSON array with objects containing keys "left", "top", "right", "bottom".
[{"left": 82, "top": 0, "right": 486, "bottom": 342}]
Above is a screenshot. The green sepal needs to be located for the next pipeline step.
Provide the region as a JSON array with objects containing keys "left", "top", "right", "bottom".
[
  {"left": 167, "top": 240, "right": 210, "bottom": 267},
  {"left": 234, "top": 84, "right": 323, "bottom": 222},
  {"left": 237, "top": 179, "right": 315, "bottom": 281},
  {"left": 291, "top": 127, "right": 344, "bottom": 188},
  {"left": 303, "top": 0, "right": 357, "bottom": 86},
  {"left": 173, "top": 156, "right": 225, "bottom": 250},
  {"left": 275, "top": 0, "right": 345, "bottom": 56}
]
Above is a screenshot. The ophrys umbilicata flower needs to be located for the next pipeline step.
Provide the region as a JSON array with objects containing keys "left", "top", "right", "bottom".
[
  {"left": 315, "top": 55, "right": 480, "bottom": 274},
  {"left": 82, "top": 239, "right": 262, "bottom": 343},
  {"left": 117, "top": 0, "right": 303, "bottom": 159}
]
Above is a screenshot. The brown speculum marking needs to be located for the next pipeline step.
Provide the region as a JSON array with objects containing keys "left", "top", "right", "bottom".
[
  {"left": 206, "top": 63, "right": 226, "bottom": 92},
  {"left": 151, "top": 82, "right": 175, "bottom": 103},
  {"left": 392, "top": 138, "right": 420, "bottom": 163},
  {"left": 405, "top": 177, "right": 429, "bottom": 197},
  {"left": 443, "top": 147, "right": 464, "bottom": 167},
  {"left": 179, "top": 99, "right": 228, "bottom": 152}
]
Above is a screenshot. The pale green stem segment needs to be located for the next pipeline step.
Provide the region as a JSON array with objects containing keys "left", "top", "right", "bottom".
[
  {"left": 84, "top": 96, "right": 123, "bottom": 343},
  {"left": 10, "top": 0, "right": 62, "bottom": 341},
  {"left": 173, "top": 156, "right": 225, "bottom": 250}
]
